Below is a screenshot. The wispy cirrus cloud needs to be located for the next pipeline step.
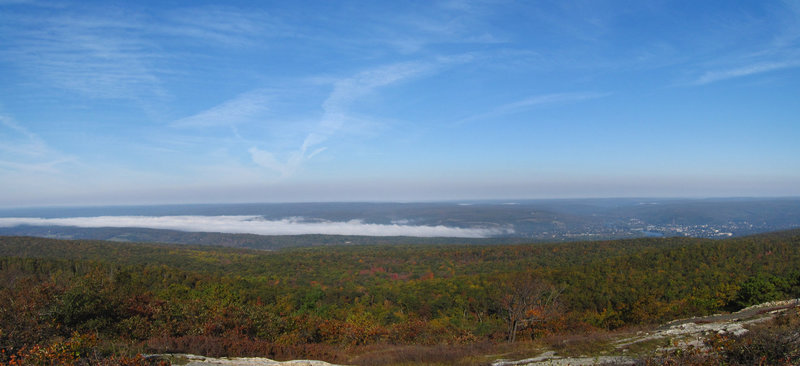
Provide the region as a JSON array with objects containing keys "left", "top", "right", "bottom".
[
  {"left": 311, "top": 62, "right": 433, "bottom": 146},
  {"left": 247, "top": 146, "right": 326, "bottom": 178},
  {"left": 298, "top": 0, "right": 503, "bottom": 56},
  {"left": 170, "top": 62, "right": 436, "bottom": 179},
  {"left": 692, "top": 61, "right": 800, "bottom": 85},
  {"left": 0, "top": 11, "right": 166, "bottom": 102},
  {"left": 0, "top": 115, "right": 48, "bottom": 157},
  {"left": 171, "top": 89, "right": 272, "bottom": 128},
  {"left": 377, "top": 12, "right": 505, "bottom": 54},
  {"left": 0, "top": 215, "right": 512, "bottom": 238},
  {"left": 683, "top": 1, "right": 800, "bottom": 86},
  {"left": 0, "top": 0, "right": 36, "bottom": 5},
  {"left": 497, "top": 92, "right": 610, "bottom": 112},
  {"left": 454, "top": 91, "right": 609, "bottom": 125},
  {"left": 160, "top": 6, "right": 293, "bottom": 47},
  {"left": 0, "top": 115, "right": 76, "bottom": 174},
  {"left": 249, "top": 62, "right": 435, "bottom": 177},
  {"left": 0, "top": 159, "right": 69, "bottom": 174},
  {"left": 0, "top": 5, "right": 285, "bottom": 104}
]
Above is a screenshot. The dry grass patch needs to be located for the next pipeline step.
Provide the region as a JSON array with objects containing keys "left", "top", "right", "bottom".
[
  {"left": 348, "top": 343, "right": 495, "bottom": 366},
  {"left": 347, "top": 341, "right": 552, "bottom": 366},
  {"left": 542, "top": 327, "right": 640, "bottom": 357}
]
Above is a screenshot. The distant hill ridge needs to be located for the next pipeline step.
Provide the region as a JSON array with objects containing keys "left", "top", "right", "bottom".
[{"left": 2, "top": 198, "right": 799, "bottom": 246}]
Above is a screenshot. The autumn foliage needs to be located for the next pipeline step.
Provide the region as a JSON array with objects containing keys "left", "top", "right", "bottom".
[{"left": 0, "top": 230, "right": 799, "bottom": 363}]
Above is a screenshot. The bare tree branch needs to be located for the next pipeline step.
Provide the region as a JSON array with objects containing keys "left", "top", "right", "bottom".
[{"left": 500, "top": 274, "right": 562, "bottom": 342}]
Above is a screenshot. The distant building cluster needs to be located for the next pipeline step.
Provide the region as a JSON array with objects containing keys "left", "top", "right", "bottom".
[{"left": 524, "top": 219, "right": 772, "bottom": 241}]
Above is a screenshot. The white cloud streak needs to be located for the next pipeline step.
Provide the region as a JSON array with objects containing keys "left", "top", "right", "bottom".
[
  {"left": 367, "top": 1, "right": 505, "bottom": 54},
  {"left": 454, "top": 92, "right": 609, "bottom": 125},
  {"left": 0, "top": 115, "right": 48, "bottom": 157},
  {"left": 2, "top": 13, "right": 165, "bottom": 100},
  {"left": 310, "top": 62, "right": 432, "bottom": 149},
  {"left": 160, "top": 6, "right": 292, "bottom": 47},
  {"left": 249, "top": 62, "right": 433, "bottom": 177},
  {"left": 497, "top": 92, "right": 610, "bottom": 112},
  {"left": 0, "top": 215, "right": 511, "bottom": 238},
  {"left": 693, "top": 61, "right": 800, "bottom": 85},
  {"left": 170, "top": 62, "right": 435, "bottom": 178},
  {"left": 172, "top": 89, "right": 272, "bottom": 128},
  {"left": 687, "top": 2, "right": 800, "bottom": 86},
  {"left": 247, "top": 147, "right": 308, "bottom": 178},
  {"left": 0, "top": 114, "right": 76, "bottom": 174},
  {"left": 1, "top": 6, "right": 286, "bottom": 104}
]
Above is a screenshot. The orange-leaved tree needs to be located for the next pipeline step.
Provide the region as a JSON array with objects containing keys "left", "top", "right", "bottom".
[{"left": 500, "top": 274, "right": 562, "bottom": 342}]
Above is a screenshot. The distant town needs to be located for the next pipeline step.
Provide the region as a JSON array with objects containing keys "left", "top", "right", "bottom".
[{"left": 536, "top": 219, "right": 773, "bottom": 241}]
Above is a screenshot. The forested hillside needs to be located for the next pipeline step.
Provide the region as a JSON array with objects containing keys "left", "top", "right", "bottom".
[{"left": 1, "top": 230, "right": 800, "bottom": 364}]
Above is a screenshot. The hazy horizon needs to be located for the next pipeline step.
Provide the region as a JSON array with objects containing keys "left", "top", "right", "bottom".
[
  {"left": 2, "top": 1, "right": 799, "bottom": 207},
  {"left": 2, "top": 197, "right": 799, "bottom": 240},
  {"left": 2, "top": 195, "right": 799, "bottom": 210}
]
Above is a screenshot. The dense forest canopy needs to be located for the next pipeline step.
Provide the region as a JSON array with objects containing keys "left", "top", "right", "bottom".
[{"left": 1, "top": 230, "right": 800, "bottom": 363}]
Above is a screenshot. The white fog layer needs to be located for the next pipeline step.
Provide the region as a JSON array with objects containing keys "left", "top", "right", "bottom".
[{"left": 0, "top": 216, "right": 512, "bottom": 238}]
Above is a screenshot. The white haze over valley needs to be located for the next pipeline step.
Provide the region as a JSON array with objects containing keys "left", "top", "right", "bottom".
[{"left": 0, "top": 216, "right": 511, "bottom": 238}]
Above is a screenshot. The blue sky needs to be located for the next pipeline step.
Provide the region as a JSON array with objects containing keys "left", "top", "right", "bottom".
[{"left": 1, "top": 0, "right": 799, "bottom": 207}]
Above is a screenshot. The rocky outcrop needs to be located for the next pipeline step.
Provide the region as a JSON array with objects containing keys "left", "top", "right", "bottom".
[
  {"left": 145, "top": 354, "right": 343, "bottom": 366},
  {"left": 492, "top": 298, "right": 800, "bottom": 366}
]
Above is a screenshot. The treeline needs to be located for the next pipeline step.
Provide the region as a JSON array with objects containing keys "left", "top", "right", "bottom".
[{"left": 1, "top": 230, "right": 800, "bottom": 363}]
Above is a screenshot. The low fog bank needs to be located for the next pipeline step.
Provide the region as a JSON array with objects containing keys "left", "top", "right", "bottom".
[{"left": 0, "top": 215, "right": 512, "bottom": 238}]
